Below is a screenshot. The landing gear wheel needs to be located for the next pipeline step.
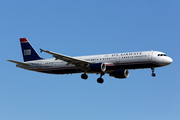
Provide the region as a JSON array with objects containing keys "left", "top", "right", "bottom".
[
  {"left": 151, "top": 67, "right": 156, "bottom": 77},
  {"left": 97, "top": 78, "right": 104, "bottom": 84},
  {"left": 81, "top": 74, "right": 88, "bottom": 80},
  {"left": 152, "top": 73, "right": 156, "bottom": 77}
]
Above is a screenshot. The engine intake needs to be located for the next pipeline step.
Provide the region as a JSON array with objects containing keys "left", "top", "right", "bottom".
[
  {"left": 89, "top": 63, "right": 106, "bottom": 72},
  {"left": 109, "top": 70, "right": 129, "bottom": 79}
]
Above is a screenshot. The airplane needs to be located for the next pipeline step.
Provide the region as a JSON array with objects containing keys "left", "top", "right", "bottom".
[{"left": 8, "top": 38, "right": 173, "bottom": 84}]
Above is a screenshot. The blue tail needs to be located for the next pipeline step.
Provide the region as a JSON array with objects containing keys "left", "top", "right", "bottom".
[{"left": 20, "top": 38, "right": 42, "bottom": 62}]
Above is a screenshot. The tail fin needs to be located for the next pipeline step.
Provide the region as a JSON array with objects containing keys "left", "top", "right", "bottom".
[{"left": 20, "top": 38, "right": 42, "bottom": 62}]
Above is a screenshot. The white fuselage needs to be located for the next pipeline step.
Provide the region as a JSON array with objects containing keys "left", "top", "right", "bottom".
[{"left": 17, "top": 51, "right": 172, "bottom": 74}]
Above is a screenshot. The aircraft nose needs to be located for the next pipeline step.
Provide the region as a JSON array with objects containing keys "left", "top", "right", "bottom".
[{"left": 166, "top": 57, "right": 173, "bottom": 64}]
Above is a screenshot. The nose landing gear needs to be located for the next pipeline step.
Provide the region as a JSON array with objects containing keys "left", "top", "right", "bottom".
[{"left": 151, "top": 67, "right": 156, "bottom": 77}]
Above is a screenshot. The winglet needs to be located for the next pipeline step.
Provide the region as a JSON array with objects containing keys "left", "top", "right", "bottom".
[{"left": 40, "top": 48, "right": 44, "bottom": 53}]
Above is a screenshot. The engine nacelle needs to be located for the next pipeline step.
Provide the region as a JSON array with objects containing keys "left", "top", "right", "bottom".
[
  {"left": 109, "top": 70, "right": 129, "bottom": 79},
  {"left": 89, "top": 63, "right": 106, "bottom": 72}
]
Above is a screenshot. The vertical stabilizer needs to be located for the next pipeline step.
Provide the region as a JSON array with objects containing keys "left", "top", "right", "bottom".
[{"left": 20, "top": 38, "right": 42, "bottom": 62}]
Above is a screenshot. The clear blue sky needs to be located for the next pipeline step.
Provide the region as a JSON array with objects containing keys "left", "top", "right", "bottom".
[{"left": 1, "top": 0, "right": 179, "bottom": 120}]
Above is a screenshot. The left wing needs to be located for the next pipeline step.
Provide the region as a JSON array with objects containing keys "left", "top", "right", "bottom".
[{"left": 41, "top": 49, "right": 92, "bottom": 67}]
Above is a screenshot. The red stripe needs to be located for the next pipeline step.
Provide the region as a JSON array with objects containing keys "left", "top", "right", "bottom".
[
  {"left": 20, "top": 38, "right": 28, "bottom": 42},
  {"left": 105, "top": 63, "right": 115, "bottom": 66}
]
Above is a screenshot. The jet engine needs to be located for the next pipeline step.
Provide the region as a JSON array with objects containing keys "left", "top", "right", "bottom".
[
  {"left": 109, "top": 70, "right": 129, "bottom": 79},
  {"left": 89, "top": 63, "right": 106, "bottom": 72}
]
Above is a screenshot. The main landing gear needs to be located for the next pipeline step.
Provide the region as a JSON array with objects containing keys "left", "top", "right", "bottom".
[
  {"left": 97, "top": 73, "right": 105, "bottom": 84},
  {"left": 151, "top": 67, "right": 156, "bottom": 77},
  {"left": 81, "top": 73, "right": 105, "bottom": 84},
  {"left": 81, "top": 73, "right": 88, "bottom": 80}
]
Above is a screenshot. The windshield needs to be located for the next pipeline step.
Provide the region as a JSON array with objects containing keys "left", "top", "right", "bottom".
[{"left": 157, "top": 54, "right": 167, "bottom": 56}]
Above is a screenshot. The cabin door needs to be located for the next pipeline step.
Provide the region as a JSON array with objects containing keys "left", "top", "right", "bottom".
[
  {"left": 148, "top": 52, "right": 153, "bottom": 61},
  {"left": 37, "top": 61, "right": 42, "bottom": 70},
  {"left": 116, "top": 56, "right": 120, "bottom": 63}
]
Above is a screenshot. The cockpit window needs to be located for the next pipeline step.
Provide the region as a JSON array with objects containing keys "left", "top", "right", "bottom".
[{"left": 157, "top": 54, "right": 167, "bottom": 56}]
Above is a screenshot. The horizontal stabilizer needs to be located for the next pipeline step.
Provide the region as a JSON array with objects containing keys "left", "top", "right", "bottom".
[{"left": 7, "top": 60, "right": 31, "bottom": 66}]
